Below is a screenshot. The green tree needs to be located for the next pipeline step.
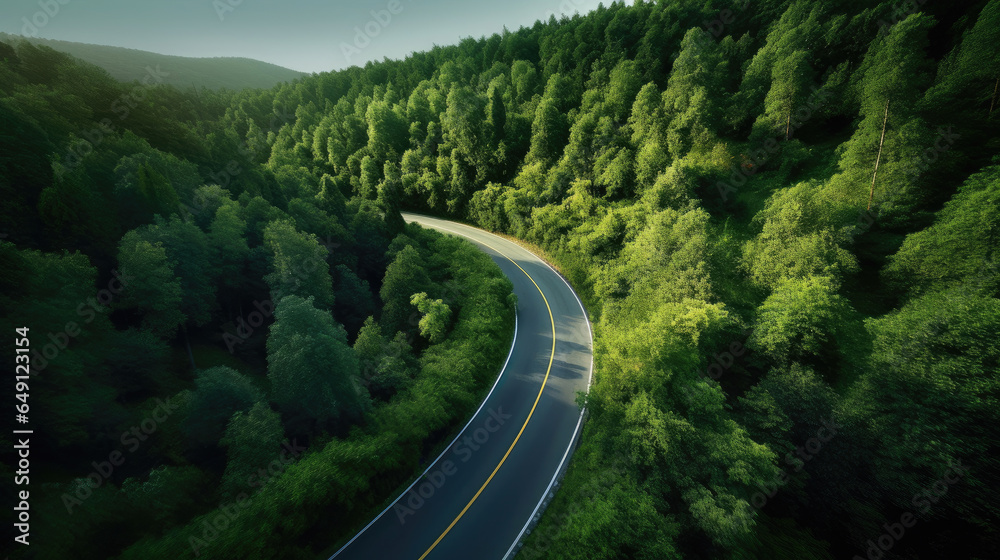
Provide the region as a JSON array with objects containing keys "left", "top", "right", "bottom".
[
  {"left": 442, "top": 85, "right": 485, "bottom": 161},
  {"left": 267, "top": 295, "right": 367, "bottom": 432},
  {"left": 594, "top": 147, "right": 635, "bottom": 199},
  {"left": 1, "top": 244, "right": 120, "bottom": 450},
  {"left": 354, "top": 317, "right": 417, "bottom": 401},
  {"left": 883, "top": 164, "right": 1000, "bottom": 297},
  {"left": 832, "top": 13, "right": 935, "bottom": 212},
  {"left": 662, "top": 28, "right": 725, "bottom": 158},
  {"left": 263, "top": 219, "right": 335, "bottom": 309},
  {"left": 739, "top": 364, "right": 837, "bottom": 448},
  {"left": 333, "top": 263, "right": 376, "bottom": 335},
  {"left": 380, "top": 245, "right": 432, "bottom": 335},
  {"left": 116, "top": 230, "right": 185, "bottom": 339},
  {"left": 315, "top": 173, "right": 347, "bottom": 220},
  {"left": 122, "top": 465, "right": 211, "bottom": 527},
  {"left": 410, "top": 292, "right": 452, "bottom": 343},
  {"left": 137, "top": 216, "right": 217, "bottom": 327},
  {"left": 485, "top": 77, "right": 508, "bottom": 145},
  {"left": 0, "top": 98, "right": 52, "bottom": 240},
  {"left": 182, "top": 184, "right": 236, "bottom": 230},
  {"left": 604, "top": 60, "right": 643, "bottom": 122},
  {"left": 358, "top": 154, "right": 382, "bottom": 200},
  {"left": 366, "top": 98, "right": 408, "bottom": 161},
  {"left": 209, "top": 200, "right": 250, "bottom": 294},
  {"left": 526, "top": 97, "right": 569, "bottom": 167},
  {"left": 220, "top": 402, "right": 285, "bottom": 499},
  {"left": 742, "top": 183, "right": 858, "bottom": 290},
  {"left": 953, "top": 0, "right": 1000, "bottom": 116},
  {"left": 597, "top": 207, "right": 711, "bottom": 303},
  {"left": 113, "top": 158, "right": 181, "bottom": 228},
  {"left": 748, "top": 276, "right": 853, "bottom": 367},
  {"left": 757, "top": 49, "right": 816, "bottom": 140},
  {"left": 184, "top": 366, "right": 263, "bottom": 447},
  {"left": 840, "top": 288, "right": 1000, "bottom": 536},
  {"left": 511, "top": 59, "right": 539, "bottom": 104}
]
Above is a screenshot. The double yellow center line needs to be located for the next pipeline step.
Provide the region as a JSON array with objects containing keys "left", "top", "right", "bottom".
[{"left": 417, "top": 230, "right": 557, "bottom": 560}]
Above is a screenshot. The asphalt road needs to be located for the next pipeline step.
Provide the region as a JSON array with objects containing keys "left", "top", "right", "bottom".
[{"left": 327, "top": 213, "right": 593, "bottom": 560}]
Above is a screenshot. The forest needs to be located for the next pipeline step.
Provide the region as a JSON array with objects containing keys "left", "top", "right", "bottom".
[
  {"left": 2, "top": 0, "right": 1000, "bottom": 558},
  {"left": 0, "top": 24, "right": 516, "bottom": 560}
]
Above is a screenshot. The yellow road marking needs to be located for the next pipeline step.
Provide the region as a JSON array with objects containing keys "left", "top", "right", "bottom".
[{"left": 417, "top": 225, "right": 557, "bottom": 560}]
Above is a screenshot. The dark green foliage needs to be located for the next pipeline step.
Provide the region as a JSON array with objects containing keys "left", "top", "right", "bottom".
[
  {"left": 184, "top": 366, "right": 263, "bottom": 448},
  {"left": 6, "top": 1, "right": 1000, "bottom": 558},
  {"left": 379, "top": 244, "right": 432, "bottom": 336},
  {"left": 115, "top": 224, "right": 515, "bottom": 560},
  {"left": 135, "top": 216, "right": 218, "bottom": 327},
  {"left": 0, "top": 243, "right": 123, "bottom": 454},
  {"left": 333, "top": 264, "right": 376, "bottom": 336},
  {"left": 220, "top": 402, "right": 286, "bottom": 499},
  {"left": 0, "top": 98, "right": 52, "bottom": 244},
  {"left": 116, "top": 230, "right": 186, "bottom": 339},
  {"left": 263, "top": 219, "right": 335, "bottom": 309},
  {"left": 105, "top": 328, "right": 171, "bottom": 399},
  {"left": 836, "top": 288, "right": 1000, "bottom": 555},
  {"left": 883, "top": 164, "right": 1000, "bottom": 297},
  {"left": 266, "top": 295, "right": 366, "bottom": 432},
  {"left": 353, "top": 316, "right": 418, "bottom": 401},
  {"left": 122, "top": 465, "right": 214, "bottom": 527},
  {"left": 740, "top": 363, "right": 838, "bottom": 453},
  {"left": 209, "top": 199, "right": 251, "bottom": 294}
]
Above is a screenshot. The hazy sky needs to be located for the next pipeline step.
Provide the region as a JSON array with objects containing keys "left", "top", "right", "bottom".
[{"left": 1, "top": 0, "right": 628, "bottom": 74}]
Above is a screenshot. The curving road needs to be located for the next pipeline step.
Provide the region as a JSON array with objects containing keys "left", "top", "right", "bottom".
[{"left": 327, "top": 213, "right": 593, "bottom": 560}]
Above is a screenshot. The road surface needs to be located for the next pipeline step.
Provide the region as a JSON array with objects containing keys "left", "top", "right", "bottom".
[{"left": 327, "top": 213, "right": 593, "bottom": 560}]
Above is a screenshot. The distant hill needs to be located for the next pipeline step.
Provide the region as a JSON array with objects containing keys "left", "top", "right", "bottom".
[{"left": 0, "top": 33, "right": 307, "bottom": 90}]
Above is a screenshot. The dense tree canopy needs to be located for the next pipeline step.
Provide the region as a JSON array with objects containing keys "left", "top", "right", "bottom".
[{"left": 3, "top": 0, "right": 999, "bottom": 558}]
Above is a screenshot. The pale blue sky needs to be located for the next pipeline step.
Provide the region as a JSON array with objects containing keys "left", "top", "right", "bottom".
[{"left": 1, "top": 0, "right": 628, "bottom": 73}]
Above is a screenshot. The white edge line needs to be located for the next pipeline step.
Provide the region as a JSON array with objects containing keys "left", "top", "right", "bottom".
[
  {"left": 502, "top": 250, "right": 595, "bottom": 560},
  {"left": 407, "top": 215, "right": 597, "bottom": 560},
  {"left": 333, "top": 214, "right": 595, "bottom": 560},
  {"left": 328, "top": 222, "right": 519, "bottom": 560}
]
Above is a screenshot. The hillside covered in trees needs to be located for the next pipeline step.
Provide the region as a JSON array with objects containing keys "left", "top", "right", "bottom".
[
  {"left": 0, "top": 33, "right": 308, "bottom": 90},
  {"left": 0, "top": 31, "right": 515, "bottom": 560},
  {"left": 3, "top": 0, "right": 1000, "bottom": 558}
]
